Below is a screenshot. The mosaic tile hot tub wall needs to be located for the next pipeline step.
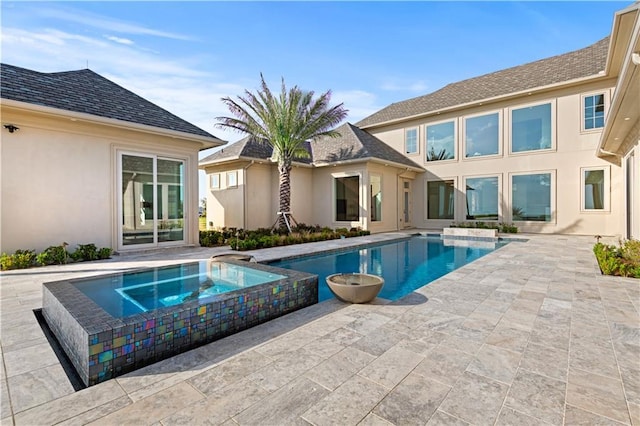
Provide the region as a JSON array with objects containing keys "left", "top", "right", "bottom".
[{"left": 42, "top": 260, "right": 317, "bottom": 387}]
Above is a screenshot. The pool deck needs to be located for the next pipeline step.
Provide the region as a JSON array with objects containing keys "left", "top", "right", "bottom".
[{"left": 0, "top": 232, "right": 638, "bottom": 425}]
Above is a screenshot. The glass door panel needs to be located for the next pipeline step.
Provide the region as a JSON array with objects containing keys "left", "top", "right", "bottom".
[
  {"left": 157, "top": 159, "right": 184, "bottom": 242},
  {"left": 122, "top": 155, "right": 154, "bottom": 246}
]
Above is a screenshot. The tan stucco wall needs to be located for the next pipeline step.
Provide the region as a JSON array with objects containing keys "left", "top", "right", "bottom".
[
  {"left": 368, "top": 79, "right": 625, "bottom": 236},
  {"left": 1, "top": 106, "right": 203, "bottom": 253}
]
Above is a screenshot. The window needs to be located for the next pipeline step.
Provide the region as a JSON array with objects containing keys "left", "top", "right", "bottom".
[
  {"left": 582, "top": 167, "right": 609, "bottom": 211},
  {"left": 405, "top": 128, "right": 418, "bottom": 154},
  {"left": 335, "top": 176, "right": 360, "bottom": 221},
  {"left": 511, "top": 103, "right": 552, "bottom": 153},
  {"left": 210, "top": 173, "right": 220, "bottom": 189},
  {"left": 465, "top": 176, "right": 499, "bottom": 220},
  {"left": 583, "top": 94, "right": 605, "bottom": 130},
  {"left": 465, "top": 113, "right": 500, "bottom": 157},
  {"left": 427, "top": 180, "right": 455, "bottom": 219},
  {"left": 512, "top": 172, "right": 552, "bottom": 221},
  {"left": 426, "top": 121, "right": 455, "bottom": 161},
  {"left": 370, "top": 175, "right": 382, "bottom": 222},
  {"left": 227, "top": 171, "right": 237, "bottom": 187}
]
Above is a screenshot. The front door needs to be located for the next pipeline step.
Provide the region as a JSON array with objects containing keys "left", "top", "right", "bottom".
[
  {"left": 119, "top": 152, "right": 185, "bottom": 249},
  {"left": 401, "top": 179, "right": 412, "bottom": 228}
]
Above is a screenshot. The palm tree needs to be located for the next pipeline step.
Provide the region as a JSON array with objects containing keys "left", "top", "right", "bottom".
[{"left": 216, "top": 75, "right": 347, "bottom": 230}]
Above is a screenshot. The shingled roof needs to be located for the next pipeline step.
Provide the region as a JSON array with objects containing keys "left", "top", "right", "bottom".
[
  {"left": 199, "top": 135, "right": 312, "bottom": 165},
  {"left": 0, "top": 63, "right": 220, "bottom": 140},
  {"left": 310, "top": 123, "right": 423, "bottom": 170},
  {"left": 357, "top": 37, "right": 610, "bottom": 128},
  {"left": 200, "top": 123, "right": 423, "bottom": 171}
]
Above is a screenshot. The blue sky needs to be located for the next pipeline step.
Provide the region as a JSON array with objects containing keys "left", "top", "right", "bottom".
[{"left": 0, "top": 1, "right": 631, "bottom": 198}]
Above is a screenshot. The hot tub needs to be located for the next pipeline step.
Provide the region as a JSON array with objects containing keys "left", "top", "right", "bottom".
[{"left": 42, "top": 259, "right": 317, "bottom": 386}]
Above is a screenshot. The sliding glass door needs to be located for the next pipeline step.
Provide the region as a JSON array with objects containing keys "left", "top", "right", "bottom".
[{"left": 120, "top": 153, "right": 185, "bottom": 248}]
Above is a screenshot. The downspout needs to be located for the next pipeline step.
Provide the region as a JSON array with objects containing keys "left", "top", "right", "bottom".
[{"left": 242, "top": 161, "right": 255, "bottom": 229}]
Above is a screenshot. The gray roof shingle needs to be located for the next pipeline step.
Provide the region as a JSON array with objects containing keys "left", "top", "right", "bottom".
[
  {"left": 357, "top": 37, "right": 610, "bottom": 128},
  {"left": 0, "top": 63, "right": 219, "bottom": 139},
  {"left": 201, "top": 123, "right": 423, "bottom": 171},
  {"left": 310, "top": 123, "right": 423, "bottom": 170}
]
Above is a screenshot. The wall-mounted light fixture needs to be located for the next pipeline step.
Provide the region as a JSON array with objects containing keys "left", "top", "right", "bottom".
[
  {"left": 632, "top": 52, "right": 640, "bottom": 66},
  {"left": 3, "top": 124, "right": 19, "bottom": 133}
]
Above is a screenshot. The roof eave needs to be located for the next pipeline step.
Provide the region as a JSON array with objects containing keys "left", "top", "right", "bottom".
[
  {"left": 359, "top": 72, "right": 610, "bottom": 130},
  {"left": 597, "top": 4, "right": 640, "bottom": 163},
  {"left": 1, "top": 98, "right": 226, "bottom": 149},
  {"left": 313, "top": 156, "right": 424, "bottom": 172}
]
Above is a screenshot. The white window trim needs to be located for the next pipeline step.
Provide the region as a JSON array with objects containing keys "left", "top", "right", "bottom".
[
  {"left": 508, "top": 100, "right": 556, "bottom": 156},
  {"left": 424, "top": 176, "right": 458, "bottom": 222},
  {"left": 508, "top": 169, "right": 556, "bottom": 224},
  {"left": 404, "top": 127, "right": 419, "bottom": 156},
  {"left": 462, "top": 110, "right": 502, "bottom": 161},
  {"left": 210, "top": 173, "right": 220, "bottom": 190},
  {"left": 425, "top": 118, "right": 458, "bottom": 164},
  {"left": 581, "top": 166, "right": 610, "bottom": 212},
  {"left": 226, "top": 171, "right": 238, "bottom": 188},
  {"left": 463, "top": 173, "right": 502, "bottom": 222},
  {"left": 332, "top": 171, "right": 363, "bottom": 224},
  {"left": 581, "top": 92, "right": 607, "bottom": 133}
]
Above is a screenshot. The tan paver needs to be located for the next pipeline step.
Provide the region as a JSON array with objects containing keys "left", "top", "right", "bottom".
[{"left": 0, "top": 233, "right": 638, "bottom": 425}]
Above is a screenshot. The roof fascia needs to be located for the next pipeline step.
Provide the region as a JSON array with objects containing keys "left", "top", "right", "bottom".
[
  {"left": 597, "top": 5, "right": 640, "bottom": 161},
  {"left": 313, "top": 156, "right": 424, "bottom": 172},
  {"left": 1, "top": 98, "right": 226, "bottom": 149}
]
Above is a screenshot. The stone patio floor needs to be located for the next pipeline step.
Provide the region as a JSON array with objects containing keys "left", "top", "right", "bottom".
[{"left": 0, "top": 232, "right": 638, "bottom": 425}]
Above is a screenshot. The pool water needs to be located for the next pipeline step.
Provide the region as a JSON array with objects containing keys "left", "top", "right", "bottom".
[
  {"left": 73, "top": 261, "right": 286, "bottom": 318},
  {"left": 269, "top": 236, "right": 506, "bottom": 302}
]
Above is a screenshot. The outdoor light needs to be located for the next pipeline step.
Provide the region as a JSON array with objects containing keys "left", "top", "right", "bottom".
[
  {"left": 632, "top": 52, "right": 640, "bottom": 66},
  {"left": 3, "top": 124, "right": 19, "bottom": 133}
]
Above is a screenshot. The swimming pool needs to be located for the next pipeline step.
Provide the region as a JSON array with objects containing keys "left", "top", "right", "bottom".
[{"left": 269, "top": 235, "right": 507, "bottom": 302}]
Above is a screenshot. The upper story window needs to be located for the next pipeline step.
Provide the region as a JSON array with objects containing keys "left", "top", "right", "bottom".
[
  {"left": 511, "top": 103, "right": 552, "bottom": 153},
  {"left": 405, "top": 128, "right": 418, "bottom": 154},
  {"left": 210, "top": 173, "right": 220, "bottom": 189},
  {"left": 465, "top": 112, "right": 500, "bottom": 158},
  {"left": 426, "top": 120, "right": 455, "bottom": 162},
  {"left": 583, "top": 94, "right": 605, "bottom": 130},
  {"left": 227, "top": 171, "right": 238, "bottom": 188}
]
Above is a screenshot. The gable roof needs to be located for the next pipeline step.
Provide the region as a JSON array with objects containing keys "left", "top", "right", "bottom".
[
  {"left": 0, "top": 63, "right": 222, "bottom": 142},
  {"left": 199, "top": 123, "right": 423, "bottom": 171},
  {"left": 357, "top": 37, "right": 610, "bottom": 128}
]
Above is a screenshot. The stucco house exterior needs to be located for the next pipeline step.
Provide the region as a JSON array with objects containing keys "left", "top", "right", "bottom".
[
  {"left": 201, "top": 3, "right": 639, "bottom": 239},
  {"left": 0, "top": 64, "right": 224, "bottom": 254}
]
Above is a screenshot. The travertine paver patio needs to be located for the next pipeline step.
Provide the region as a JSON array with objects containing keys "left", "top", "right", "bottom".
[{"left": 0, "top": 232, "right": 638, "bottom": 425}]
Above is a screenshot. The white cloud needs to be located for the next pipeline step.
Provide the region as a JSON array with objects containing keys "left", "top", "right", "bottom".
[
  {"left": 38, "top": 7, "right": 194, "bottom": 41},
  {"left": 106, "top": 35, "right": 134, "bottom": 45},
  {"left": 380, "top": 80, "right": 429, "bottom": 93},
  {"left": 332, "top": 89, "right": 381, "bottom": 124}
]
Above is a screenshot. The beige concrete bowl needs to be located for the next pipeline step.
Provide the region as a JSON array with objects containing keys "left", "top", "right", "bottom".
[{"left": 326, "top": 273, "right": 384, "bottom": 304}]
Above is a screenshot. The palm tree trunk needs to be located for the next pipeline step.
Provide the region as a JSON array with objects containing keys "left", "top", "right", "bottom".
[{"left": 278, "top": 163, "right": 292, "bottom": 230}]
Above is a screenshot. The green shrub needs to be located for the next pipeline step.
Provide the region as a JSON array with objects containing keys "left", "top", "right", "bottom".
[
  {"left": 70, "top": 243, "right": 99, "bottom": 261},
  {"left": 36, "top": 244, "right": 69, "bottom": 265},
  {"left": 1, "top": 250, "right": 37, "bottom": 270},
  {"left": 98, "top": 247, "right": 113, "bottom": 259},
  {"left": 593, "top": 240, "right": 640, "bottom": 278},
  {"left": 450, "top": 222, "right": 518, "bottom": 233}
]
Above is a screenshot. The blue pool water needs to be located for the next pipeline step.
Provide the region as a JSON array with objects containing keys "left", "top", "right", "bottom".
[
  {"left": 269, "top": 236, "right": 506, "bottom": 302},
  {"left": 73, "top": 261, "right": 287, "bottom": 318}
]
